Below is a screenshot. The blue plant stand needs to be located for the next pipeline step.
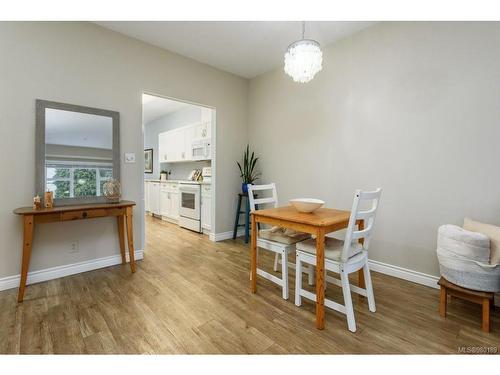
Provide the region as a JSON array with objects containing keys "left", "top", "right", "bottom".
[{"left": 232, "top": 192, "right": 256, "bottom": 243}]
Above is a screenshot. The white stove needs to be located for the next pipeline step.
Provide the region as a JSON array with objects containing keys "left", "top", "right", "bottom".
[{"left": 179, "top": 182, "right": 201, "bottom": 233}]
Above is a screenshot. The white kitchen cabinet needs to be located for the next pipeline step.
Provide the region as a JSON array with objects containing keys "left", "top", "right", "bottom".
[
  {"left": 148, "top": 182, "right": 160, "bottom": 215},
  {"left": 193, "top": 122, "right": 210, "bottom": 140},
  {"left": 201, "top": 184, "right": 212, "bottom": 232},
  {"left": 201, "top": 107, "right": 212, "bottom": 123},
  {"left": 170, "top": 191, "right": 180, "bottom": 220},
  {"left": 155, "top": 182, "right": 180, "bottom": 221},
  {"left": 183, "top": 126, "right": 195, "bottom": 161},
  {"left": 144, "top": 181, "right": 150, "bottom": 212},
  {"left": 158, "top": 133, "right": 166, "bottom": 163},
  {"left": 160, "top": 184, "right": 169, "bottom": 217},
  {"left": 158, "top": 128, "right": 187, "bottom": 163}
]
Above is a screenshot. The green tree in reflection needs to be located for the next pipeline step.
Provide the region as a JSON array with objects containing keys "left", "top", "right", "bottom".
[{"left": 74, "top": 169, "right": 96, "bottom": 197}]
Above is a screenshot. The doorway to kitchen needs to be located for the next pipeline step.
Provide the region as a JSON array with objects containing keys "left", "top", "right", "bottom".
[{"left": 141, "top": 93, "right": 216, "bottom": 245}]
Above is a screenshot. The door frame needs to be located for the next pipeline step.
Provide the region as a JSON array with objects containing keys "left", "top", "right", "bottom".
[{"left": 141, "top": 91, "right": 217, "bottom": 244}]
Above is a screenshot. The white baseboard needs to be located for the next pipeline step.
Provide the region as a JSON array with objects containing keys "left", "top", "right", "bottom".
[
  {"left": 0, "top": 250, "right": 144, "bottom": 292},
  {"left": 210, "top": 228, "right": 245, "bottom": 242},
  {"left": 368, "top": 260, "right": 500, "bottom": 307},
  {"left": 368, "top": 259, "right": 439, "bottom": 289}
]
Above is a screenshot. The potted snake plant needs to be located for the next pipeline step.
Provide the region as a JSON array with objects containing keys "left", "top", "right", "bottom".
[{"left": 237, "top": 144, "right": 260, "bottom": 193}]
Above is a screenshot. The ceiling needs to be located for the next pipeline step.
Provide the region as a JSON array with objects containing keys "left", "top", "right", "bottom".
[
  {"left": 95, "top": 21, "right": 376, "bottom": 78},
  {"left": 46, "top": 109, "right": 113, "bottom": 149},
  {"left": 142, "top": 94, "right": 199, "bottom": 124}
]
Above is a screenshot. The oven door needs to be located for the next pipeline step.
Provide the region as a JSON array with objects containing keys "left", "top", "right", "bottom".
[{"left": 179, "top": 185, "right": 200, "bottom": 220}]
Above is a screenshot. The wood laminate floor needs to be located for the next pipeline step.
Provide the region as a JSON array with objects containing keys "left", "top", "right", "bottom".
[{"left": 0, "top": 215, "right": 498, "bottom": 354}]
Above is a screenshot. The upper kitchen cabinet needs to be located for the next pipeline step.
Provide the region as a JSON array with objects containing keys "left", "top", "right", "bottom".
[
  {"left": 193, "top": 122, "right": 211, "bottom": 140},
  {"left": 158, "top": 117, "right": 212, "bottom": 163},
  {"left": 159, "top": 127, "right": 186, "bottom": 163}
]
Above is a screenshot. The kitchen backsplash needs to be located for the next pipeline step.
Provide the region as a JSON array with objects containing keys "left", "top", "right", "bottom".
[{"left": 160, "top": 160, "right": 211, "bottom": 181}]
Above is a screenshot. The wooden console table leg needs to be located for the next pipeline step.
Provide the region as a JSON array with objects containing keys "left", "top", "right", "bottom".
[
  {"left": 18, "top": 215, "right": 34, "bottom": 303},
  {"left": 482, "top": 298, "right": 490, "bottom": 333},
  {"left": 117, "top": 215, "right": 126, "bottom": 264},
  {"left": 125, "top": 208, "right": 136, "bottom": 273},
  {"left": 439, "top": 286, "right": 447, "bottom": 317}
]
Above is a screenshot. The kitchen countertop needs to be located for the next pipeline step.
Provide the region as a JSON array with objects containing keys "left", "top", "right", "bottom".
[{"left": 145, "top": 179, "right": 211, "bottom": 185}]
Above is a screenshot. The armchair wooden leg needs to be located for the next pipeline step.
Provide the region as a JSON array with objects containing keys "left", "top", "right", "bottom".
[
  {"left": 482, "top": 298, "right": 490, "bottom": 333},
  {"left": 439, "top": 286, "right": 447, "bottom": 318}
]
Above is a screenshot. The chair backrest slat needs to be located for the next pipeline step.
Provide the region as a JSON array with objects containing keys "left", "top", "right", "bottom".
[
  {"left": 341, "top": 188, "right": 382, "bottom": 262},
  {"left": 251, "top": 197, "right": 277, "bottom": 206},
  {"left": 355, "top": 207, "right": 377, "bottom": 220},
  {"left": 247, "top": 183, "right": 278, "bottom": 212},
  {"left": 248, "top": 183, "right": 275, "bottom": 191}
]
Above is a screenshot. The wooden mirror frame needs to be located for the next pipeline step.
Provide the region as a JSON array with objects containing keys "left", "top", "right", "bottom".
[{"left": 35, "top": 99, "right": 120, "bottom": 206}]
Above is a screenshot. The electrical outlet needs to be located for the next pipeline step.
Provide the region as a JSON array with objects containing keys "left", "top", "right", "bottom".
[{"left": 69, "top": 241, "right": 79, "bottom": 253}]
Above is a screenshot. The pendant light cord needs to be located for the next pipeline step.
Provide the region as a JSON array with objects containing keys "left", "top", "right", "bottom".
[{"left": 302, "top": 21, "right": 305, "bottom": 39}]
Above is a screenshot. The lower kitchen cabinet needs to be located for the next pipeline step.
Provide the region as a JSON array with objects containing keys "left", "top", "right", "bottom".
[
  {"left": 144, "top": 181, "right": 150, "bottom": 212},
  {"left": 148, "top": 182, "right": 160, "bottom": 215},
  {"left": 201, "top": 184, "right": 212, "bottom": 232},
  {"left": 170, "top": 191, "right": 179, "bottom": 220},
  {"left": 159, "top": 182, "right": 180, "bottom": 221}
]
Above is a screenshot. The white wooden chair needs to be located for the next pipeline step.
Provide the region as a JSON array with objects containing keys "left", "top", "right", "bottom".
[
  {"left": 247, "top": 183, "right": 314, "bottom": 300},
  {"left": 295, "top": 188, "right": 382, "bottom": 332}
]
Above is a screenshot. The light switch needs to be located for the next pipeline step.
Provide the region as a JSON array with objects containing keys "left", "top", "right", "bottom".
[{"left": 124, "top": 153, "right": 136, "bottom": 163}]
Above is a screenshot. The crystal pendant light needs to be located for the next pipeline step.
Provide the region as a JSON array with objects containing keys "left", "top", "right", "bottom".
[{"left": 284, "top": 21, "right": 323, "bottom": 83}]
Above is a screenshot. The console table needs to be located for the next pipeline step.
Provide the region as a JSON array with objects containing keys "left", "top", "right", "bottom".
[{"left": 13, "top": 200, "right": 137, "bottom": 302}]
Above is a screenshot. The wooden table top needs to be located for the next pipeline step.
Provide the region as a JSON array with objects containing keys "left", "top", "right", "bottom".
[
  {"left": 252, "top": 206, "right": 351, "bottom": 227},
  {"left": 13, "top": 200, "right": 136, "bottom": 215}
]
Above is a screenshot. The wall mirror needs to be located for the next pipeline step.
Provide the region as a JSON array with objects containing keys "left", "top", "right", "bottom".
[{"left": 36, "top": 100, "right": 120, "bottom": 206}]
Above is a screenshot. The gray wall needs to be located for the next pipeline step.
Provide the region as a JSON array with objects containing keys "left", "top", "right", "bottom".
[
  {"left": 248, "top": 22, "right": 500, "bottom": 276},
  {"left": 143, "top": 105, "right": 205, "bottom": 179},
  {"left": 0, "top": 22, "right": 247, "bottom": 280}
]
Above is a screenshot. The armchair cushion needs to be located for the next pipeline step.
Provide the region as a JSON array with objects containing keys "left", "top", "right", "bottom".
[
  {"left": 437, "top": 224, "right": 500, "bottom": 292},
  {"left": 438, "top": 224, "right": 490, "bottom": 264},
  {"left": 463, "top": 218, "right": 500, "bottom": 265}
]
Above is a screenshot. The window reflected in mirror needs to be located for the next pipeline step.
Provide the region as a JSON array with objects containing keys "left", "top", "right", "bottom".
[{"left": 44, "top": 108, "right": 113, "bottom": 199}]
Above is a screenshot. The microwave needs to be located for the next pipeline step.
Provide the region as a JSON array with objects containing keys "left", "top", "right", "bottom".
[{"left": 192, "top": 139, "right": 211, "bottom": 160}]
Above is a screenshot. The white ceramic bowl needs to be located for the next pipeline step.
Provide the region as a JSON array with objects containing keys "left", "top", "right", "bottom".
[{"left": 289, "top": 198, "right": 325, "bottom": 213}]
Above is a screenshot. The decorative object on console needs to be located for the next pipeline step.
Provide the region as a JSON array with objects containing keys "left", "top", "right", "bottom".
[
  {"left": 289, "top": 198, "right": 325, "bottom": 213},
  {"left": 237, "top": 144, "right": 260, "bottom": 193},
  {"left": 102, "top": 178, "right": 122, "bottom": 202},
  {"left": 44, "top": 191, "right": 53, "bottom": 208},
  {"left": 284, "top": 21, "right": 323, "bottom": 83},
  {"left": 144, "top": 148, "right": 153, "bottom": 173},
  {"left": 33, "top": 195, "right": 41, "bottom": 210}
]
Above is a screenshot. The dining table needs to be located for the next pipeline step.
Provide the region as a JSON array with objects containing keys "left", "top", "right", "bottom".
[{"left": 250, "top": 205, "right": 364, "bottom": 330}]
